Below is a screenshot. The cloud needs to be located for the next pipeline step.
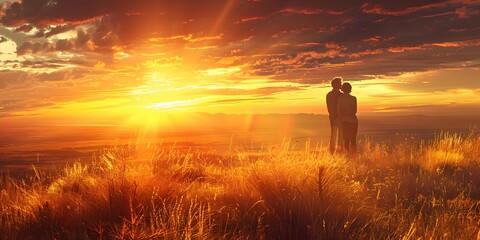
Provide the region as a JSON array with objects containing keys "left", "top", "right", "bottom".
[
  {"left": 362, "top": 4, "right": 423, "bottom": 16},
  {"left": 0, "top": 99, "right": 56, "bottom": 113},
  {"left": 360, "top": 1, "right": 467, "bottom": 16},
  {"left": 0, "top": 69, "right": 30, "bottom": 88},
  {"left": 0, "top": 0, "right": 108, "bottom": 27},
  {"left": 3, "top": 0, "right": 478, "bottom": 60},
  {"left": 204, "top": 86, "right": 305, "bottom": 96},
  {"left": 15, "top": 25, "right": 120, "bottom": 55},
  {"left": 240, "top": 36, "right": 480, "bottom": 83},
  {"left": 34, "top": 24, "right": 76, "bottom": 38},
  {"left": 0, "top": 67, "right": 98, "bottom": 89},
  {"left": 390, "top": 69, "right": 480, "bottom": 92},
  {"left": 278, "top": 7, "right": 346, "bottom": 15},
  {"left": 455, "top": 6, "right": 480, "bottom": 19},
  {"left": 209, "top": 97, "right": 276, "bottom": 104},
  {"left": 16, "top": 41, "right": 53, "bottom": 55},
  {"left": 0, "top": 0, "right": 480, "bottom": 117},
  {"left": 375, "top": 104, "right": 453, "bottom": 111},
  {"left": 373, "top": 103, "right": 480, "bottom": 115},
  {"left": 0, "top": 1, "right": 394, "bottom": 49},
  {"left": 35, "top": 68, "right": 88, "bottom": 81},
  {"left": 14, "top": 24, "right": 33, "bottom": 33},
  {"left": 234, "top": 16, "right": 267, "bottom": 24},
  {"left": 21, "top": 59, "right": 69, "bottom": 69}
]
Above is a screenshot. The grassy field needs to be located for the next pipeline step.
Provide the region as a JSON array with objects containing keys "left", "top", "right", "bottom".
[{"left": 0, "top": 132, "right": 479, "bottom": 239}]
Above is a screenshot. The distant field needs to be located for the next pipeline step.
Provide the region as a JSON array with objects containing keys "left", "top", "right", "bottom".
[
  {"left": 0, "top": 131, "right": 479, "bottom": 239},
  {"left": 1, "top": 113, "right": 479, "bottom": 171}
]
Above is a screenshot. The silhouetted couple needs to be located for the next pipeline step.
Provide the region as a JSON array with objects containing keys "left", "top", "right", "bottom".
[{"left": 326, "top": 77, "right": 358, "bottom": 154}]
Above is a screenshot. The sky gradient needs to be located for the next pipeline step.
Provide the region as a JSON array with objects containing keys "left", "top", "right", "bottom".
[{"left": 1, "top": 0, "right": 480, "bottom": 126}]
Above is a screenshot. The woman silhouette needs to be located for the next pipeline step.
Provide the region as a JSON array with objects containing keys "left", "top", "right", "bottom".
[{"left": 336, "top": 83, "right": 358, "bottom": 152}]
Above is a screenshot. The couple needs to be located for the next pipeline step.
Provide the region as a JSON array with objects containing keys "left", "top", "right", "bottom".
[{"left": 326, "top": 77, "right": 358, "bottom": 154}]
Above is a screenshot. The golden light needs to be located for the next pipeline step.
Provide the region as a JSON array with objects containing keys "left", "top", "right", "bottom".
[
  {"left": 201, "top": 67, "right": 241, "bottom": 76},
  {"left": 147, "top": 98, "right": 203, "bottom": 110}
]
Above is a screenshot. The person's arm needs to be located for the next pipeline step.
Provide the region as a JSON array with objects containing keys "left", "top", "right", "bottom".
[
  {"left": 336, "top": 98, "right": 342, "bottom": 120},
  {"left": 326, "top": 93, "right": 334, "bottom": 116},
  {"left": 354, "top": 97, "right": 357, "bottom": 114}
]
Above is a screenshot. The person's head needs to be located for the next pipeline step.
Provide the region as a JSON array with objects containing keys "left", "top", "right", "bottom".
[
  {"left": 341, "top": 82, "right": 352, "bottom": 94},
  {"left": 331, "top": 77, "right": 342, "bottom": 90}
]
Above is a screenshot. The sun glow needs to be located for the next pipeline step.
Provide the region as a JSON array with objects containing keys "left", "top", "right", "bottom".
[
  {"left": 201, "top": 67, "right": 241, "bottom": 76},
  {"left": 147, "top": 98, "right": 203, "bottom": 110}
]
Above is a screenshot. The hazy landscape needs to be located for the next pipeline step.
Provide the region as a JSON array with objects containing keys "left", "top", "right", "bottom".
[
  {"left": 0, "top": 113, "right": 479, "bottom": 238},
  {"left": 0, "top": 120, "right": 479, "bottom": 239},
  {"left": 1, "top": 113, "right": 479, "bottom": 171}
]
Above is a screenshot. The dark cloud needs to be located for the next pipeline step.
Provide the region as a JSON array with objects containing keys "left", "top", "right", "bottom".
[
  {"left": 16, "top": 41, "right": 53, "bottom": 55},
  {"left": 1, "top": 0, "right": 109, "bottom": 27},
  {"left": 21, "top": 59, "right": 73, "bottom": 69},
  {"left": 33, "top": 24, "right": 76, "bottom": 38},
  {"left": 1, "top": 0, "right": 479, "bottom": 86},
  {"left": 361, "top": 1, "right": 447, "bottom": 16},
  {"left": 55, "top": 38, "right": 73, "bottom": 51},
  {"left": 234, "top": 40, "right": 480, "bottom": 85},
  {"left": 3, "top": 0, "right": 475, "bottom": 48},
  {"left": 0, "top": 68, "right": 95, "bottom": 89},
  {"left": 455, "top": 5, "right": 480, "bottom": 19},
  {"left": 0, "top": 70, "right": 30, "bottom": 88},
  {"left": 36, "top": 68, "right": 87, "bottom": 81},
  {"left": 0, "top": 0, "right": 342, "bottom": 28},
  {"left": 15, "top": 20, "right": 122, "bottom": 55},
  {"left": 14, "top": 24, "right": 33, "bottom": 33},
  {"left": 0, "top": 34, "right": 7, "bottom": 43},
  {"left": 0, "top": 99, "right": 55, "bottom": 113}
]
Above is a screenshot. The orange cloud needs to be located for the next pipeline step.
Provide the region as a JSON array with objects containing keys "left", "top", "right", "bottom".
[
  {"left": 455, "top": 6, "right": 480, "bottom": 19},
  {"left": 429, "top": 39, "right": 480, "bottom": 47},
  {"left": 234, "top": 16, "right": 267, "bottom": 24},
  {"left": 361, "top": 1, "right": 453, "bottom": 16},
  {"left": 278, "top": 7, "right": 345, "bottom": 15},
  {"left": 387, "top": 46, "right": 424, "bottom": 53},
  {"left": 349, "top": 49, "right": 384, "bottom": 58}
]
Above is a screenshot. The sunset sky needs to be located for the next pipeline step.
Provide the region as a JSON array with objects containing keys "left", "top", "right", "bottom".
[{"left": 1, "top": 0, "right": 480, "bottom": 127}]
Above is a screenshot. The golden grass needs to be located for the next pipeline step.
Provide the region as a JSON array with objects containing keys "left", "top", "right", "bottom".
[{"left": 0, "top": 132, "right": 480, "bottom": 239}]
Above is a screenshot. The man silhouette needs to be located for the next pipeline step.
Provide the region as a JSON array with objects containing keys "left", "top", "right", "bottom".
[{"left": 326, "top": 77, "right": 343, "bottom": 153}]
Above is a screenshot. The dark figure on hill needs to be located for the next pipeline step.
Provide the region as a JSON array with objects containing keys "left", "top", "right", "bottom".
[
  {"left": 326, "top": 77, "right": 343, "bottom": 153},
  {"left": 337, "top": 82, "right": 358, "bottom": 152}
]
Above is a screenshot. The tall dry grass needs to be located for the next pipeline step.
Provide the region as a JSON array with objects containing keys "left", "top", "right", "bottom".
[{"left": 0, "top": 132, "right": 479, "bottom": 239}]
